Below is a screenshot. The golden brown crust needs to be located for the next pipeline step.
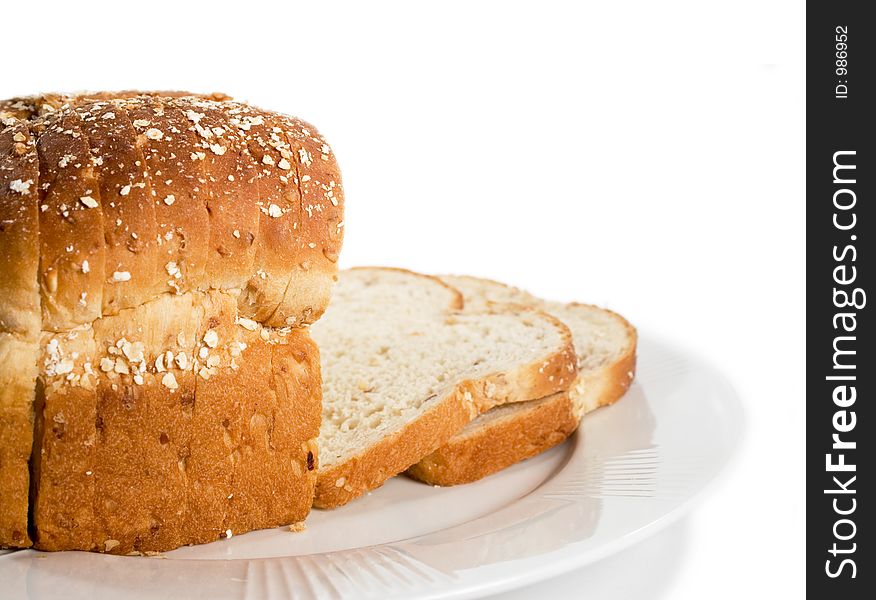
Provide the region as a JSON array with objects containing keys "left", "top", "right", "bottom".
[
  {"left": 268, "top": 115, "right": 345, "bottom": 326},
  {"left": 5, "top": 91, "right": 343, "bottom": 326},
  {"left": 234, "top": 106, "right": 306, "bottom": 323},
  {"left": 226, "top": 330, "right": 320, "bottom": 533},
  {"left": 89, "top": 293, "right": 199, "bottom": 553},
  {"left": 0, "top": 334, "right": 38, "bottom": 548},
  {"left": 128, "top": 96, "right": 212, "bottom": 295},
  {"left": 0, "top": 92, "right": 232, "bottom": 122},
  {"left": 218, "top": 102, "right": 344, "bottom": 327},
  {"left": 568, "top": 303, "right": 637, "bottom": 417},
  {"left": 0, "top": 121, "right": 41, "bottom": 335},
  {"left": 31, "top": 328, "right": 101, "bottom": 551},
  {"left": 175, "top": 99, "right": 260, "bottom": 291},
  {"left": 34, "top": 109, "right": 107, "bottom": 331},
  {"left": 406, "top": 392, "right": 578, "bottom": 486},
  {"left": 75, "top": 101, "right": 162, "bottom": 313}
]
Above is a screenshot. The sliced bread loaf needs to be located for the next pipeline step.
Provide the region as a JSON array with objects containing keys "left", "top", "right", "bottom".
[
  {"left": 407, "top": 275, "right": 637, "bottom": 486},
  {"left": 310, "top": 268, "right": 577, "bottom": 508}
]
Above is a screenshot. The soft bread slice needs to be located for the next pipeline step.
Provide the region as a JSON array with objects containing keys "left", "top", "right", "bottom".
[
  {"left": 310, "top": 268, "right": 577, "bottom": 508},
  {"left": 407, "top": 276, "right": 637, "bottom": 486},
  {"left": 439, "top": 275, "right": 637, "bottom": 417},
  {"left": 406, "top": 392, "right": 578, "bottom": 486}
]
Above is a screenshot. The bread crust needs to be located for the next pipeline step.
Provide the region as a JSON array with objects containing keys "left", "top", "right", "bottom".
[
  {"left": 90, "top": 293, "right": 198, "bottom": 552},
  {"left": 0, "top": 334, "right": 38, "bottom": 547},
  {"left": 406, "top": 392, "right": 577, "bottom": 486},
  {"left": 34, "top": 109, "right": 107, "bottom": 331},
  {"left": 266, "top": 113, "right": 344, "bottom": 327},
  {"left": 567, "top": 303, "right": 637, "bottom": 417},
  {"left": 0, "top": 92, "right": 232, "bottom": 123},
  {"left": 75, "top": 100, "right": 162, "bottom": 313},
  {"left": 131, "top": 96, "right": 213, "bottom": 295},
  {"left": 225, "top": 104, "right": 304, "bottom": 322},
  {"left": 29, "top": 291, "right": 322, "bottom": 553},
  {"left": 5, "top": 92, "right": 344, "bottom": 327},
  {"left": 31, "top": 328, "right": 100, "bottom": 551},
  {"left": 175, "top": 100, "right": 260, "bottom": 291},
  {"left": 0, "top": 121, "right": 41, "bottom": 335}
]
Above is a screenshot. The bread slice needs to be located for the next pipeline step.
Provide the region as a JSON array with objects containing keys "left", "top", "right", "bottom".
[
  {"left": 407, "top": 275, "right": 637, "bottom": 486},
  {"left": 406, "top": 392, "right": 578, "bottom": 486},
  {"left": 439, "top": 275, "right": 637, "bottom": 416},
  {"left": 310, "top": 268, "right": 577, "bottom": 508}
]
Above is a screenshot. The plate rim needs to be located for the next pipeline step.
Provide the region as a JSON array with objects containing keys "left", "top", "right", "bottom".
[{"left": 1, "top": 332, "right": 745, "bottom": 600}]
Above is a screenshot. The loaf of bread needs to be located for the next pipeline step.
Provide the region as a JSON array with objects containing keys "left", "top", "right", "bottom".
[{"left": 0, "top": 92, "right": 343, "bottom": 552}]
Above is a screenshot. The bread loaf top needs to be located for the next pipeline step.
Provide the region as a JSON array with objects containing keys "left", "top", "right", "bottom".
[
  {"left": 0, "top": 92, "right": 344, "bottom": 333},
  {"left": 0, "top": 121, "right": 41, "bottom": 339}
]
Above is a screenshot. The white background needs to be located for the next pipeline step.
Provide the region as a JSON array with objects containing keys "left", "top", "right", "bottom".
[{"left": 3, "top": 1, "right": 804, "bottom": 597}]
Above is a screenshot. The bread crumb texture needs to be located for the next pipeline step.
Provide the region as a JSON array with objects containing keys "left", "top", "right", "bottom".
[
  {"left": 407, "top": 276, "right": 638, "bottom": 486},
  {"left": 440, "top": 275, "right": 637, "bottom": 417},
  {"left": 310, "top": 268, "right": 577, "bottom": 507}
]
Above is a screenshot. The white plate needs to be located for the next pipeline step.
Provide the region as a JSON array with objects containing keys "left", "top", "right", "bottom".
[{"left": 0, "top": 335, "right": 742, "bottom": 599}]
